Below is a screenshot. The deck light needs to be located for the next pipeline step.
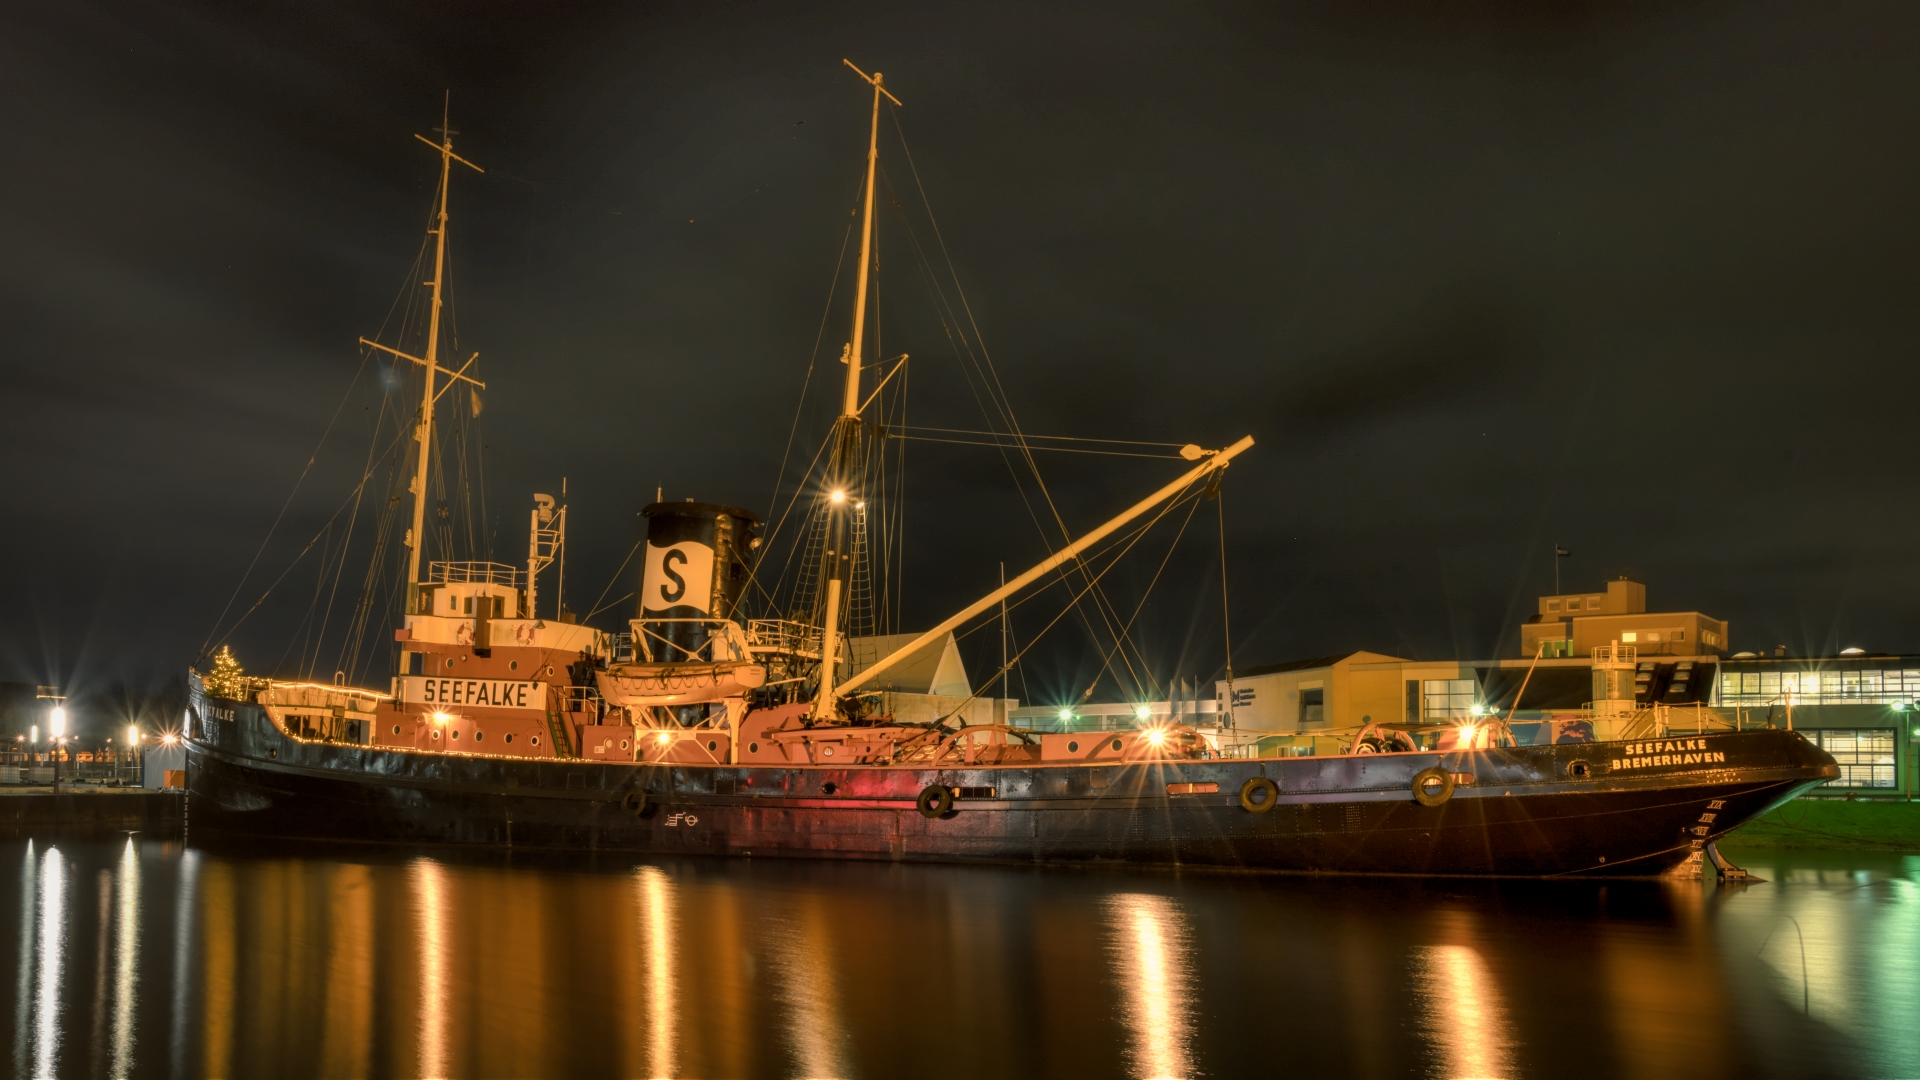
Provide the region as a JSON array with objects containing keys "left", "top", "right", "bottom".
[
  {"left": 1144, "top": 728, "right": 1166, "bottom": 747},
  {"left": 1459, "top": 724, "right": 1479, "bottom": 749},
  {"left": 830, "top": 490, "right": 847, "bottom": 504},
  {"left": 1134, "top": 705, "right": 1153, "bottom": 721},
  {"left": 656, "top": 731, "right": 672, "bottom": 745},
  {"left": 50, "top": 707, "right": 65, "bottom": 739},
  {"left": 161, "top": 734, "right": 179, "bottom": 746},
  {"left": 126, "top": 724, "right": 139, "bottom": 745},
  {"left": 432, "top": 712, "right": 452, "bottom": 723},
  {"left": 1057, "top": 708, "right": 1073, "bottom": 722}
]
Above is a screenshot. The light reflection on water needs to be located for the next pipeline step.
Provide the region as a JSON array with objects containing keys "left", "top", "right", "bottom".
[
  {"left": 1104, "top": 893, "right": 1196, "bottom": 1080},
  {"left": 0, "top": 836, "right": 1913, "bottom": 1079},
  {"left": 1411, "top": 937, "right": 1513, "bottom": 1080}
]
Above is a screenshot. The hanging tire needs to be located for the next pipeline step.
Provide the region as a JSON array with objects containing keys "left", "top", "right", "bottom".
[
  {"left": 1239, "top": 776, "right": 1279, "bottom": 813},
  {"left": 1412, "top": 767, "right": 1454, "bottom": 807},
  {"left": 621, "top": 788, "right": 649, "bottom": 817},
  {"left": 916, "top": 784, "right": 955, "bottom": 818}
]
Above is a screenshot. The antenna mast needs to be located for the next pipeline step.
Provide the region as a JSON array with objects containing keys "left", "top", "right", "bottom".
[{"left": 814, "top": 61, "right": 901, "bottom": 719}]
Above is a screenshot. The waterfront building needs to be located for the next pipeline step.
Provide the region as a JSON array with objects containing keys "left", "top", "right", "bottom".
[{"left": 1212, "top": 581, "right": 1916, "bottom": 796}]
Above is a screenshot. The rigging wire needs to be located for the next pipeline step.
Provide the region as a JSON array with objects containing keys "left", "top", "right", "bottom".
[
  {"left": 880, "top": 137, "right": 1149, "bottom": 698},
  {"left": 883, "top": 434, "right": 1183, "bottom": 459},
  {"left": 1078, "top": 485, "right": 1206, "bottom": 703},
  {"left": 199, "top": 349, "right": 377, "bottom": 658},
  {"left": 929, "top": 482, "right": 1197, "bottom": 725}
]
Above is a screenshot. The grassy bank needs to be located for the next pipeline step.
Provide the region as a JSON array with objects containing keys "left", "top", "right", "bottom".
[{"left": 1722, "top": 797, "right": 1920, "bottom": 852}]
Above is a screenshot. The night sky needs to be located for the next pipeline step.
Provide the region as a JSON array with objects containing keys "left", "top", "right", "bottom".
[{"left": 6, "top": 2, "right": 1920, "bottom": 718}]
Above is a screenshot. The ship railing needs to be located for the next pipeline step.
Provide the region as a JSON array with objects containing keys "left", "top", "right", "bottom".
[
  {"left": 429, "top": 561, "right": 523, "bottom": 587},
  {"left": 552, "top": 685, "right": 604, "bottom": 717},
  {"left": 748, "top": 619, "right": 823, "bottom": 658},
  {"left": 1592, "top": 644, "right": 1638, "bottom": 665}
]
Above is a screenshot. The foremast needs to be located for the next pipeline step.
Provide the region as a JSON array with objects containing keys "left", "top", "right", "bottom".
[
  {"left": 358, "top": 98, "right": 487, "bottom": 614},
  {"left": 814, "top": 61, "right": 902, "bottom": 719}
]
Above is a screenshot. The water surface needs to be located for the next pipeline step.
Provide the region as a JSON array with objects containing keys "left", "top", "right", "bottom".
[{"left": 2, "top": 831, "right": 1914, "bottom": 1078}]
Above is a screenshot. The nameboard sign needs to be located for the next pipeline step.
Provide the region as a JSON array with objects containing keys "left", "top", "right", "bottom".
[{"left": 397, "top": 676, "right": 545, "bottom": 711}]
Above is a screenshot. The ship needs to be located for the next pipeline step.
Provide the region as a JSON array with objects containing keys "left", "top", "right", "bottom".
[{"left": 185, "top": 69, "right": 1839, "bottom": 878}]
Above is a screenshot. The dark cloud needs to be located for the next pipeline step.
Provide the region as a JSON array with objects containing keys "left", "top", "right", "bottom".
[{"left": 5, "top": 0, "right": 1920, "bottom": 716}]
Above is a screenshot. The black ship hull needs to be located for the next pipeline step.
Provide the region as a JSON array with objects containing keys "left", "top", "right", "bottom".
[{"left": 184, "top": 696, "right": 1838, "bottom": 878}]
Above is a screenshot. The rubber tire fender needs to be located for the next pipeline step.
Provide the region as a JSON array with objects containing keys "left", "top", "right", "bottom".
[
  {"left": 1239, "top": 776, "right": 1279, "bottom": 814},
  {"left": 620, "top": 788, "right": 649, "bottom": 817},
  {"left": 1411, "top": 767, "right": 1454, "bottom": 808},
  {"left": 916, "top": 784, "right": 955, "bottom": 819}
]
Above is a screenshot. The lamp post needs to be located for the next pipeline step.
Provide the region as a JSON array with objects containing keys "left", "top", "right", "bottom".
[{"left": 49, "top": 705, "right": 65, "bottom": 789}]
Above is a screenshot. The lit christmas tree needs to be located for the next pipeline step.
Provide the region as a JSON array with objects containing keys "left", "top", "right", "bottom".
[{"left": 203, "top": 645, "right": 247, "bottom": 699}]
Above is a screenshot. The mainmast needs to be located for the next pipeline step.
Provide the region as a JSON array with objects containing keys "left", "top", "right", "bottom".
[
  {"left": 360, "top": 97, "right": 486, "bottom": 615},
  {"left": 814, "top": 61, "right": 901, "bottom": 719}
]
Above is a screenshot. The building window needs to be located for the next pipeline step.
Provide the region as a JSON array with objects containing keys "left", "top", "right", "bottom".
[
  {"left": 1299, "top": 688, "right": 1325, "bottom": 725},
  {"left": 1547, "top": 600, "right": 1560, "bottom": 611},
  {"left": 1811, "top": 729, "right": 1898, "bottom": 788},
  {"left": 493, "top": 596, "right": 505, "bottom": 618},
  {"left": 1566, "top": 599, "right": 1581, "bottom": 611},
  {"left": 1422, "top": 679, "right": 1475, "bottom": 720}
]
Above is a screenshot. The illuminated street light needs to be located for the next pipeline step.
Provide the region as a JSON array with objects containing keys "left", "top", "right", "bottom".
[
  {"left": 126, "top": 724, "right": 139, "bottom": 745},
  {"left": 50, "top": 706, "right": 65, "bottom": 739}
]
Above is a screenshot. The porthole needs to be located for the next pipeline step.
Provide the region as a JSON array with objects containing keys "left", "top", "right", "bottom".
[
  {"left": 1068, "top": 740, "right": 1079, "bottom": 753},
  {"left": 620, "top": 739, "right": 630, "bottom": 750},
  {"left": 474, "top": 731, "right": 483, "bottom": 742},
  {"left": 1111, "top": 739, "right": 1122, "bottom": 751},
  {"left": 824, "top": 746, "right": 835, "bottom": 757},
  {"left": 393, "top": 724, "right": 402, "bottom": 735},
  {"left": 531, "top": 735, "right": 541, "bottom": 746},
  {"left": 505, "top": 733, "right": 514, "bottom": 744},
  {"left": 431, "top": 730, "right": 441, "bottom": 741},
  {"left": 450, "top": 730, "right": 459, "bottom": 740},
  {"left": 544, "top": 665, "right": 554, "bottom": 676},
  {"left": 749, "top": 742, "right": 759, "bottom": 753},
  {"left": 444, "top": 658, "right": 454, "bottom": 669},
  {"left": 707, "top": 740, "right": 718, "bottom": 752},
  {"left": 509, "top": 661, "right": 518, "bottom": 671}
]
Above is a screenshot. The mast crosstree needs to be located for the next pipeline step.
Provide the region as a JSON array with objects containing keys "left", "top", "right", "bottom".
[
  {"left": 358, "top": 96, "right": 486, "bottom": 615},
  {"left": 813, "top": 61, "right": 902, "bottom": 719}
]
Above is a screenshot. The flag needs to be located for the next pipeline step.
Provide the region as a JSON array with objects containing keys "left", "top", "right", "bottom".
[
  {"left": 1555, "top": 544, "right": 1570, "bottom": 558},
  {"left": 470, "top": 389, "right": 483, "bottom": 417}
]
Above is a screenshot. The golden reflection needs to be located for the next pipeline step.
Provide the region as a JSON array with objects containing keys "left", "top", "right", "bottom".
[
  {"left": 200, "top": 858, "right": 235, "bottom": 1079},
  {"left": 412, "top": 857, "right": 450, "bottom": 1079},
  {"left": 34, "top": 845, "right": 67, "bottom": 1079},
  {"left": 636, "top": 866, "right": 678, "bottom": 1079},
  {"left": 1412, "top": 944, "right": 1514, "bottom": 1080},
  {"left": 12, "top": 842, "right": 36, "bottom": 1079},
  {"left": 112, "top": 838, "right": 142, "bottom": 1079},
  {"left": 321, "top": 863, "right": 373, "bottom": 1077},
  {"left": 89, "top": 870, "right": 110, "bottom": 1065},
  {"left": 767, "top": 896, "right": 849, "bottom": 1079},
  {"left": 1103, "top": 893, "right": 1197, "bottom": 1080}
]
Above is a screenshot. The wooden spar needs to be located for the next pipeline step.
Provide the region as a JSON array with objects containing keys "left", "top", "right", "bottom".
[
  {"left": 401, "top": 95, "right": 483, "bottom": 592},
  {"left": 814, "top": 61, "right": 900, "bottom": 719},
  {"left": 835, "top": 435, "right": 1255, "bottom": 701}
]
